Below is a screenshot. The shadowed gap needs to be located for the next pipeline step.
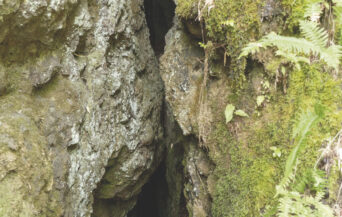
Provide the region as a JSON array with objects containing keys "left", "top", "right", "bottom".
[
  {"left": 144, "top": 0, "right": 176, "bottom": 56},
  {"left": 127, "top": 162, "right": 167, "bottom": 217}
]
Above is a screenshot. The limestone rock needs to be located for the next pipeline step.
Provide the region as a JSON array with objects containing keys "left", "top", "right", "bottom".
[
  {"left": 160, "top": 18, "right": 204, "bottom": 135},
  {"left": 29, "top": 56, "right": 61, "bottom": 88},
  {"left": 0, "top": 111, "right": 60, "bottom": 217},
  {"left": 0, "top": 0, "right": 164, "bottom": 216}
]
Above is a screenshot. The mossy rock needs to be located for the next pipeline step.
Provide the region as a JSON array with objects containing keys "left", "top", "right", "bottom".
[
  {"left": 0, "top": 108, "right": 61, "bottom": 216},
  {"left": 209, "top": 64, "right": 342, "bottom": 216}
]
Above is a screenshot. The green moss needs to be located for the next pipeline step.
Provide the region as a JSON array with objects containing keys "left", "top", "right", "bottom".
[
  {"left": 176, "top": 1, "right": 339, "bottom": 215},
  {"left": 176, "top": 0, "right": 198, "bottom": 19},
  {"left": 328, "top": 162, "right": 342, "bottom": 203},
  {"left": 176, "top": 0, "right": 263, "bottom": 84},
  {"left": 0, "top": 106, "right": 61, "bottom": 217},
  {"left": 281, "top": 0, "right": 311, "bottom": 32},
  {"left": 176, "top": 0, "right": 313, "bottom": 88},
  {"left": 210, "top": 122, "right": 284, "bottom": 217},
  {"left": 210, "top": 64, "right": 342, "bottom": 216},
  {"left": 204, "top": 0, "right": 261, "bottom": 51}
]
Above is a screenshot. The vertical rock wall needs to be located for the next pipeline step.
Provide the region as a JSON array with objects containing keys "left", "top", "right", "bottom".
[{"left": 0, "top": 0, "right": 163, "bottom": 216}]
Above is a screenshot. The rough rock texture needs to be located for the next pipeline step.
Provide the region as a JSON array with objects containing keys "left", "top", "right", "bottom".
[
  {"left": 162, "top": 1, "right": 342, "bottom": 217},
  {"left": 0, "top": 0, "right": 163, "bottom": 216},
  {"left": 160, "top": 18, "right": 204, "bottom": 136},
  {"left": 160, "top": 17, "right": 217, "bottom": 217},
  {"left": 4, "top": 0, "right": 338, "bottom": 216}
]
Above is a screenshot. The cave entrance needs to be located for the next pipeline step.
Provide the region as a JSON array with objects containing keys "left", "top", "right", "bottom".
[
  {"left": 127, "top": 140, "right": 188, "bottom": 217},
  {"left": 127, "top": 162, "right": 168, "bottom": 217},
  {"left": 144, "top": 0, "right": 176, "bottom": 55}
]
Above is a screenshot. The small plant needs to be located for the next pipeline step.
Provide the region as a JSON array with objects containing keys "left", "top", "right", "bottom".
[
  {"left": 265, "top": 105, "right": 334, "bottom": 217},
  {"left": 270, "top": 146, "right": 282, "bottom": 158},
  {"left": 224, "top": 104, "right": 248, "bottom": 123}
]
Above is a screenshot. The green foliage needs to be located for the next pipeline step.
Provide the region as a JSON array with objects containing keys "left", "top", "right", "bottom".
[
  {"left": 176, "top": 1, "right": 342, "bottom": 216},
  {"left": 333, "top": 0, "right": 342, "bottom": 45},
  {"left": 276, "top": 184, "right": 333, "bottom": 217},
  {"left": 299, "top": 20, "right": 328, "bottom": 48},
  {"left": 304, "top": 1, "right": 324, "bottom": 20},
  {"left": 224, "top": 104, "right": 249, "bottom": 123},
  {"left": 266, "top": 105, "right": 334, "bottom": 217},
  {"left": 235, "top": 109, "right": 249, "bottom": 117},
  {"left": 175, "top": 0, "right": 198, "bottom": 19},
  {"left": 211, "top": 63, "right": 342, "bottom": 216},
  {"left": 176, "top": 0, "right": 263, "bottom": 85},
  {"left": 272, "top": 168, "right": 334, "bottom": 216},
  {"left": 270, "top": 146, "right": 282, "bottom": 158},
  {"left": 240, "top": 20, "right": 342, "bottom": 70},
  {"left": 281, "top": 105, "right": 324, "bottom": 185},
  {"left": 281, "top": 0, "right": 318, "bottom": 30},
  {"left": 224, "top": 104, "right": 235, "bottom": 123}
]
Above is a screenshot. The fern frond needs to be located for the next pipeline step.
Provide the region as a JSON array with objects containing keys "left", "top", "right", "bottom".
[
  {"left": 312, "top": 169, "right": 327, "bottom": 193},
  {"left": 289, "top": 110, "right": 318, "bottom": 152},
  {"left": 283, "top": 107, "right": 324, "bottom": 184},
  {"left": 294, "top": 170, "right": 311, "bottom": 193},
  {"left": 277, "top": 190, "right": 334, "bottom": 217},
  {"left": 292, "top": 109, "right": 318, "bottom": 140},
  {"left": 304, "top": 195, "right": 334, "bottom": 217},
  {"left": 300, "top": 20, "right": 328, "bottom": 48},
  {"left": 271, "top": 104, "right": 333, "bottom": 217},
  {"left": 239, "top": 42, "right": 265, "bottom": 58},
  {"left": 304, "top": 1, "right": 324, "bottom": 22},
  {"left": 322, "top": 44, "right": 342, "bottom": 70},
  {"left": 240, "top": 22, "right": 342, "bottom": 70},
  {"left": 294, "top": 169, "right": 327, "bottom": 195},
  {"left": 261, "top": 32, "right": 321, "bottom": 55},
  {"left": 334, "top": 5, "right": 342, "bottom": 24},
  {"left": 277, "top": 196, "right": 292, "bottom": 217},
  {"left": 275, "top": 50, "right": 310, "bottom": 70}
]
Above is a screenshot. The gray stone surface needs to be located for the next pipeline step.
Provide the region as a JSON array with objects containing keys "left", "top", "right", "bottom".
[
  {"left": 160, "top": 18, "right": 215, "bottom": 217},
  {"left": 0, "top": 0, "right": 164, "bottom": 216},
  {"left": 160, "top": 18, "right": 204, "bottom": 136}
]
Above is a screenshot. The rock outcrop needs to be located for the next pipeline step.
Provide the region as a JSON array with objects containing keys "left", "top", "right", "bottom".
[
  {"left": 2, "top": 0, "right": 341, "bottom": 217},
  {"left": 0, "top": 0, "right": 163, "bottom": 216}
]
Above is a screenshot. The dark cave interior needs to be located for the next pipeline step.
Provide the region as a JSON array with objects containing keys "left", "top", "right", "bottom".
[
  {"left": 127, "top": 162, "right": 168, "bottom": 217},
  {"left": 143, "top": 0, "right": 176, "bottom": 56}
]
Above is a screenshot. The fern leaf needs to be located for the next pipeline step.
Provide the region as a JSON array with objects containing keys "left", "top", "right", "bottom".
[
  {"left": 240, "top": 22, "right": 342, "bottom": 69},
  {"left": 304, "top": 1, "right": 324, "bottom": 22},
  {"left": 300, "top": 20, "right": 328, "bottom": 48},
  {"left": 283, "top": 107, "right": 324, "bottom": 182},
  {"left": 239, "top": 42, "right": 264, "bottom": 58},
  {"left": 275, "top": 50, "right": 310, "bottom": 69},
  {"left": 321, "top": 44, "right": 342, "bottom": 70},
  {"left": 262, "top": 32, "right": 320, "bottom": 55},
  {"left": 334, "top": 5, "right": 342, "bottom": 24}
]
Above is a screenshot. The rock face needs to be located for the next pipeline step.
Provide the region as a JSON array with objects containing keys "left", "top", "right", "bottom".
[
  {"left": 0, "top": 0, "right": 163, "bottom": 216},
  {"left": 160, "top": 18, "right": 216, "bottom": 217},
  {"left": 4, "top": 0, "right": 336, "bottom": 217},
  {"left": 160, "top": 18, "right": 204, "bottom": 136}
]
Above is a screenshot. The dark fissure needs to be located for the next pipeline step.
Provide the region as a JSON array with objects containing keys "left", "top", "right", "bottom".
[
  {"left": 143, "top": 0, "right": 176, "bottom": 55},
  {"left": 127, "top": 162, "right": 168, "bottom": 217},
  {"left": 92, "top": 1, "right": 182, "bottom": 216},
  {"left": 127, "top": 140, "right": 188, "bottom": 217}
]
